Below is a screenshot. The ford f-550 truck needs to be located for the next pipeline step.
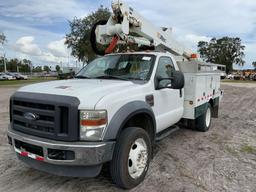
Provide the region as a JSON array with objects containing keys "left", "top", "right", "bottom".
[{"left": 7, "top": 0, "right": 224, "bottom": 189}]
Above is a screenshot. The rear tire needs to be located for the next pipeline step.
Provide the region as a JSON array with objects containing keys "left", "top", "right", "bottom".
[
  {"left": 110, "top": 127, "right": 152, "bottom": 189},
  {"left": 196, "top": 103, "right": 212, "bottom": 132}
]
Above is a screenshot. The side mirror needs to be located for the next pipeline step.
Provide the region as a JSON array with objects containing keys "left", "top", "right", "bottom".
[
  {"left": 156, "top": 76, "right": 172, "bottom": 90},
  {"left": 171, "top": 71, "right": 185, "bottom": 89},
  {"left": 156, "top": 71, "right": 184, "bottom": 90}
]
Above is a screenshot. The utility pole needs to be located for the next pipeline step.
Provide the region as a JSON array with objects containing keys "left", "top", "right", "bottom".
[
  {"left": 3, "top": 53, "right": 7, "bottom": 73},
  {"left": 30, "top": 63, "right": 32, "bottom": 75}
]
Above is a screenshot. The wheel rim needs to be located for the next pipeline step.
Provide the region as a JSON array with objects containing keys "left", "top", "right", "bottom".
[
  {"left": 128, "top": 138, "right": 148, "bottom": 179},
  {"left": 205, "top": 107, "right": 211, "bottom": 127}
]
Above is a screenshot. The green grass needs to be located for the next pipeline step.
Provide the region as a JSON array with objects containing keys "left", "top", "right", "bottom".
[
  {"left": 240, "top": 144, "right": 256, "bottom": 154},
  {"left": 0, "top": 77, "right": 57, "bottom": 86},
  {"left": 221, "top": 79, "right": 256, "bottom": 83}
]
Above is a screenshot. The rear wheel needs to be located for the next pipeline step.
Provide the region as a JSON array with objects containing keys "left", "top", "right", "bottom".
[
  {"left": 196, "top": 103, "right": 212, "bottom": 132},
  {"left": 110, "top": 127, "right": 151, "bottom": 189}
]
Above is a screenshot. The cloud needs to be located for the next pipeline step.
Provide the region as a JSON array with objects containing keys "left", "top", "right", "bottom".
[
  {"left": 47, "top": 39, "right": 68, "bottom": 58},
  {"left": 0, "top": 0, "right": 88, "bottom": 24},
  {"left": 0, "top": 19, "right": 64, "bottom": 39},
  {"left": 183, "top": 34, "right": 211, "bottom": 45},
  {"left": 125, "top": 0, "right": 256, "bottom": 36},
  {"left": 13, "top": 36, "right": 70, "bottom": 65},
  {"left": 243, "top": 43, "right": 256, "bottom": 68},
  {"left": 176, "top": 33, "right": 212, "bottom": 51},
  {"left": 14, "top": 36, "right": 42, "bottom": 56}
]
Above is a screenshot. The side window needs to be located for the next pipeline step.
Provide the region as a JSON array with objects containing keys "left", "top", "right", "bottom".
[
  {"left": 156, "top": 57, "right": 175, "bottom": 78},
  {"left": 155, "top": 57, "right": 175, "bottom": 88}
]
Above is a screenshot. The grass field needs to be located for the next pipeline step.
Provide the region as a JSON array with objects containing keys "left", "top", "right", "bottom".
[{"left": 0, "top": 77, "right": 57, "bottom": 86}]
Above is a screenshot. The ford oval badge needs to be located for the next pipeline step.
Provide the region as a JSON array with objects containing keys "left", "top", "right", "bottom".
[{"left": 23, "top": 112, "right": 38, "bottom": 121}]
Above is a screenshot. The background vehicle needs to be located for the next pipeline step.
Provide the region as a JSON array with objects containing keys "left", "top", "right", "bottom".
[
  {"left": 217, "top": 66, "right": 226, "bottom": 79},
  {"left": 227, "top": 74, "right": 234, "bottom": 79},
  {"left": 7, "top": 0, "right": 224, "bottom": 189},
  {"left": 14, "top": 73, "right": 28, "bottom": 80},
  {"left": 0, "top": 73, "right": 5, "bottom": 80},
  {"left": 253, "top": 74, "right": 256, "bottom": 81},
  {"left": 0, "top": 72, "right": 16, "bottom": 80},
  {"left": 5, "top": 72, "right": 28, "bottom": 80}
]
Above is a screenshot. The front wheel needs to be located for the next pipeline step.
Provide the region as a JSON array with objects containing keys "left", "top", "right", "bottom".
[
  {"left": 196, "top": 103, "right": 212, "bottom": 132},
  {"left": 110, "top": 127, "right": 152, "bottom": 189}
]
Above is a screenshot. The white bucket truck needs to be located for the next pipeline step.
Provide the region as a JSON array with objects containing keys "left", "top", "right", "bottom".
[{"left": 7, "top": 0, "right": 224, "bottom": 189}]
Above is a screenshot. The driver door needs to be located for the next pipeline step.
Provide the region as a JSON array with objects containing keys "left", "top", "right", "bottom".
[{"left": 152, "top": 56, "right": 184, "bottom": 133}]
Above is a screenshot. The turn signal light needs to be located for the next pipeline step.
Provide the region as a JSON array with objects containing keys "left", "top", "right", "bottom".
[{"left": 80, "top": 118, "right": 107, "bottom": 126}]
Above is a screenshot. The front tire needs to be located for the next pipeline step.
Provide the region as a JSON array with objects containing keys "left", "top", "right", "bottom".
[
  {"left": 110, "top": 127, "right": 152, "bottom": 189},
  {"left": 196, "top": 103, "right": 212, "bottom": 132}
]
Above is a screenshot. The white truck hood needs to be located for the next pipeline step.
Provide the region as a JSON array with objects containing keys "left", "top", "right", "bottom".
[{"left": 18, "top": 79, "right": 137, "bottom": 109}]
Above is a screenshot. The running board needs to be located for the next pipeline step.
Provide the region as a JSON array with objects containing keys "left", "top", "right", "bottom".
[{"left": 156, "top": 125, "right": 180, "bottom": 141}]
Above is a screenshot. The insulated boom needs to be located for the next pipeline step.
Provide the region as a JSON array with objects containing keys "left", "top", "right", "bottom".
[{"left": 92, "top": 0, "right": 195, "bottom": 60}]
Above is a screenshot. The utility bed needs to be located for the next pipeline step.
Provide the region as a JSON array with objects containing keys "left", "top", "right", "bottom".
[{"left": 177, "top": 61, "right": 225, "bottom": 119}]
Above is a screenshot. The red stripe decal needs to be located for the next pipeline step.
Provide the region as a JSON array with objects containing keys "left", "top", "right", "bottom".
[
  {"left": 20, "top": 151, "right": 29, "bottom": 156},
  {"left": 36, "top": 156, "right": 44, "bottom": 161}
]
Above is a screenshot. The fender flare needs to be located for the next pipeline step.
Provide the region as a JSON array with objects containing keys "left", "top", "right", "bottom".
[{"left": 103, "top": 101, "right": 156, "bottom": 141}]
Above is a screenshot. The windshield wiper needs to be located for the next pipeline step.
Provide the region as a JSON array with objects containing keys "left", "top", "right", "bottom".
[
  {"left": 75, "top": 75, "right": 91, "bottom": 79},
  {"left": 94, "top": 75, "right": 128, "bottom": 81},
  {"left": 126, "top": 77, "right": 145, "bottom": 81}
]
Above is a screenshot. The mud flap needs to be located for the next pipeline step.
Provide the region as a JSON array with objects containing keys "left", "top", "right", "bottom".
[{"left": 212, "top": 97, "right": 220, "bottom": 118}]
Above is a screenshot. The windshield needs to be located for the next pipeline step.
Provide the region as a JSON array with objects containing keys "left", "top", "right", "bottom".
[{"left": 76, "top": 54, "right": 156, "bottom": 81}]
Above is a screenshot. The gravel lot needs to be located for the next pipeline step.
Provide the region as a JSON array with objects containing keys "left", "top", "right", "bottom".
[{"left": 0, "top": 83, "right": 255, "bottom": 192}]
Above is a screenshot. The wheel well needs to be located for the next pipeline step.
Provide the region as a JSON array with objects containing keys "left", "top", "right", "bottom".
[{"left": 121, "top": 113, "right": 155, "bottom": 141}]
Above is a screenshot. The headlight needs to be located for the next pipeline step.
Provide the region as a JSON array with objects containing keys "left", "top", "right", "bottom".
[{"left": 80, "top": 110, "right": 107, "bottom": 141}]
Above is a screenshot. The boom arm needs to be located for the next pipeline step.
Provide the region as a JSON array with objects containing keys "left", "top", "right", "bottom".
[{"left": 93, "top": 0, "right": 195, "bottom": 60}]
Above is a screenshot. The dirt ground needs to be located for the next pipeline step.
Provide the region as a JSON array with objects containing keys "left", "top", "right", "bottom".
[{"left": 0, "top": 83, "right": 255, "bottom": 192}]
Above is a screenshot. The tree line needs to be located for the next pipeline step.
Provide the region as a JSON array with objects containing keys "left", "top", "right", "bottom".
[
  {"left": 65, "top": 6, "right": 256, "bottom": 73},
  {"left": 0, "top": 57, "right": 31, "bottom": 72},
  {"left": 0, "top": 56, "right": 62, "bottom": 73}
]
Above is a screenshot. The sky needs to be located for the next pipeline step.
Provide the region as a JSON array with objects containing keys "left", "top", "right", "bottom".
[{"left": 0, "top": 0, "right": 255, "bottom": 69}]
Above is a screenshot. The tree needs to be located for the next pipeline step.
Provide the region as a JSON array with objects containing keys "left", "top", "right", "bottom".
[
  {"left": 65, "top": 5, "right": 111, "bottom": 62},
  {"left": 22, "top": 59, "right": 32, "bottom": 66},
  {"left": 21, "top": 59, "right": 32, "bottom": 72},
  {"left": 0, "top": 33, "right": 7, "bottom": 72},
  {"left": 8, "top": 58, "right": 20, "bottom": 72},
  {"left": 33, "top": 66, "right": 43, "bottom": 73},
  {"left": 0, "top": 33, "right": 7, "bottom": 45},
  {"left": 55, "top": 65, "right": 61, "bottom": 72},
  {"left": 198, "top": 37, "right": 245, "bottom": 73},
  {"left": 252, "top": 61, "right": 256, "bottom": 70},
  {"left": 43, "top": 65, "right": 51, "bottom": 73}
]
